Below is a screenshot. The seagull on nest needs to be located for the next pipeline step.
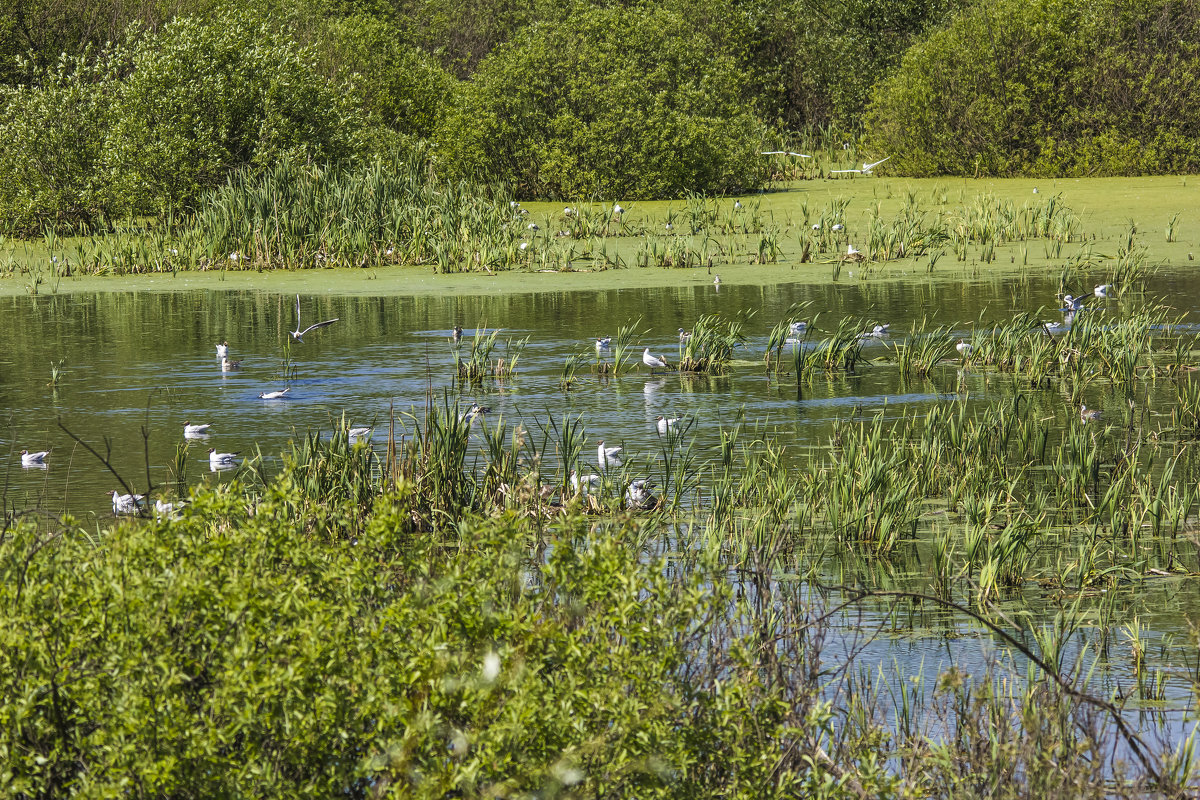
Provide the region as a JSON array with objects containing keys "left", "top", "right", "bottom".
[{"left": 597, "top": 440, "right": 623, "bottom": 470}]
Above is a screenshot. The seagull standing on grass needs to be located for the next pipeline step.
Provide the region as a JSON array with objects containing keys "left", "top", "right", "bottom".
[
  {"left": 291, "top": 295, "right": 340, "bottom": 342},
  {"left": 597, "top": 440, "right": 623, "bottom": 470}
]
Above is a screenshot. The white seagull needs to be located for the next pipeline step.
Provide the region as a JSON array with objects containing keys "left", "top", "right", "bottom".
[
  {"left": 155, "top": 498, "right": 186, "bottom": 519},
  {"left": 655, "top": 416, "right": 681, "bottom": 436},
  {"left": 348, "top": 427, "right": 373, "bottom": 443},
  {"left": 625, "top": 479, "right": 657, "bottom": 510},
  {"left": 183, "top": 421, "right": 211, "bottom": 437},
  {"left": 570, "top": 470, "right": 601, "bottom": 495},
  {"left": 216, "top": 341, "right": 229, "bottom": 358},
  {"left": 1080, "top": 404, "right": 1101, "bottom": 423},
  {"left": 613, "top": 204, "right": 624, "bottom": 215},
  {"left": 595, "top": 336, "right": 612, "bottom": 348},
  {"left": 259, "top": 388, "right": 290, "bottom": 400},
  {"left": 109, "top": 490, "right": 146, "bottom": 515},
  {"left": 1062, "top": 294, "right": 1085, "bottom": 312},
  {"left": 208, "top": 448, "right": 240, "bottom": 466},
  {"left": 221, "top": 358, "right": 242, "bottom": 371},
  {"left": 831, "top": 156, "right": 891, "bottom": 175},
  {"left": 20, "top": 449, "right": 49, "bottom": 466},
  {"left": 643, "top": 348, "right": 671, "bottom": 373},
  {"left": 789, "top": 321, "right": 808, "bottom": 336},
  {"left": 1094, "top": 284, "right": 1114, "bottom": 298},
  {"left": 713, "top": 274, "right": 721, "bottom": 287},
  {"left": 597, "top": 440, "right": 623, "bottom": 470},
  {"left": 291, "top": 295, "right": 340, "bottom": 342},
  {"left": 956, "top": 339, "right": 973, "bottom": 357}
]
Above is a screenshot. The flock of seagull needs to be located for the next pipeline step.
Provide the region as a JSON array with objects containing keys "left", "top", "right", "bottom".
[
  {"left": 19, "top": 296, "right": 351, "bottom": 516},
  {"left": 18, "top": 269, "right": 1120, "bottom": 516}
]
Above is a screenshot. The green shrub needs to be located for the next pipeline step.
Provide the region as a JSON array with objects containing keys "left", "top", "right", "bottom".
[
  {"left": 866, "top": 0, "right": 1200, "bottom": 176},
  {"left": 0, "top": 478, "right": 888, "bottom": 797},
  {"left": 0, "top": 48, "right": 124, "bottom": 234},
  {"left": 436, "top": 5, "right": 767, "bottom": 200},
  {"left": 102, "top": 11, "right": 371, "bottom": 214}
]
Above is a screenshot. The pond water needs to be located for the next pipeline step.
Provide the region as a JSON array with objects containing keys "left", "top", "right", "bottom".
[{"left": 4, "top": 266, "right": 1200, "bottom": 747}]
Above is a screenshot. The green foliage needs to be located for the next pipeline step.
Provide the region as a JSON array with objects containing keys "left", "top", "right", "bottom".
[
  {"left": 312, "top": 14, "right": 456, "bottom": 142},
  {"left": 866, "top": 0, "right": 1200, "bottom": 176},
  {"left": 0, "top": 48, "right": 124, "bottom": 234},
  {"left": 0, "top": 480, "right": 880, "bottom": 797},
  {"left": 437, "top": 5, "right": 768, "bottom": 200},
  {"left": 186, "top": 155, "right": 523, "bottom": 271},
  {"left": 102, "top": 11, "right": 371, "bottom": 214}
]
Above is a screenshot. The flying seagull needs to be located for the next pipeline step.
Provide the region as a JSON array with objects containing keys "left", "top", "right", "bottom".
[
  {"left": 831, "top": 156, "right": 891, "bottom": 175},
  {"left": 291, "top": 295, "right": 340, "bottom": 342}
]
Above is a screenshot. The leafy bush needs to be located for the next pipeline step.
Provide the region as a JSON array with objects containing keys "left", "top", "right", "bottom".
[
  {"left": 866, "top": 0, "right": 1200, "bottom": 176},
  {"left": 0, "top": 475, "right": 892, "bottom": 797},
  {"left": 312, "top": 14, "right": 456, "bottom": 142},
  {"left": 101, "top": 11, "right": 371, "bottom": 214},
  {"left": 0, "top": 49, "right": 124, "bottom": 234},
  {"left": 436, "top": 5, "right": 767, "bottom": 200}
]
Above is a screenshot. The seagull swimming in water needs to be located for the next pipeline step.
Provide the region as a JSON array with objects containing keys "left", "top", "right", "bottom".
[
  {"left": 789, "top": 321, "right": 808, "bottom": 337},
  {"left": 595, "top": 336, "right": 612, "bottom": 349},
  {"left": 956, "top": 339, "right": 973, "bottom": 357},
  {"left": 208, "top": 448, "right": 240, "bottom": 466},
  {"left": 183, "top": 421, "right": 211, "bottom": 437},
  {"left": 655, "top": 416, "right": 681, "bottom": 436},
  {"left": 1094, "top": 284, "right": 1113, "bottom": 298},
  {"left": 1080, "top": 404, "right": 1101, "bottom": 423},
  {"left": 597, "top": 440, "right": 623, "bottom": 470},
  {"left": 259, "top": 388, "right": 290, "bottom": 400},
  {"left": 221, "top": 358, "right": 242, "bottom": 371},
  {"left": 109, "top": 490, "right": 145, "bottom": 514},
  {"left": 1062, "top": 294, "right": 1086, "bottom": 312},
  {"left": 216, "top": 341, "right": 229, "bottom": 358},
  {"left": 348, "top": 427, "right": 373, "bottom": 443},
  {"left": 291, "top": 295, "right": 340, "bottom": 342},
  {"left": 643, "top": 348, "right": 671, "bottom": 373},
  {"left": 20, "top": 449, "right": 49, "bottom": 466}
]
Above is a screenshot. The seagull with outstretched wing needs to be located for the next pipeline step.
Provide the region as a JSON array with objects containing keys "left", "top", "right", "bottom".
[
  {"left": 291, "top": 295, "right": 340, "bottom": 342},
  {"left": 831, "top": 156, "right": 891, "bottom": 175}
]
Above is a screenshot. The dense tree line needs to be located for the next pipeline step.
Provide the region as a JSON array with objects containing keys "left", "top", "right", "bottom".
[{"left": 0, "top": 0, "right": 1197, "bottom": 232}]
